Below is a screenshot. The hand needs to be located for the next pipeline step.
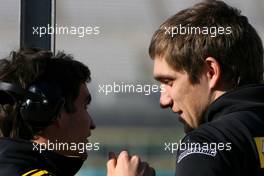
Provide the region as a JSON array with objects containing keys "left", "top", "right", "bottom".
[{"left": 107, "top": 151, "right": 155, "bottom": 176}]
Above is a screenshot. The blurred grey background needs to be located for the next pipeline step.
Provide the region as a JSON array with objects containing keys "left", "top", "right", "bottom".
[{"left": 0, "top": 0, "right": 264, "bottom": 175}]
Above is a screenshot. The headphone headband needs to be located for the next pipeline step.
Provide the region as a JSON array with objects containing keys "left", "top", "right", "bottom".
[{"left": 0, "top": 81, "right": 28, "bottom": 104}]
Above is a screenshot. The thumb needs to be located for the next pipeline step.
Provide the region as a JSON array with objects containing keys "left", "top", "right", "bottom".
[{"left": 107, "top": 152, "right": 117, "bottom": 174}]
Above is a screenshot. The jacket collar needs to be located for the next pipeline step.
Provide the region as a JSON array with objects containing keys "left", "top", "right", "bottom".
[
  {"left": 203, "top": 84, "right": 264, "bottom": 123},
  {"left": 0, "top": 138, "right": 84, "bottom": 175}
]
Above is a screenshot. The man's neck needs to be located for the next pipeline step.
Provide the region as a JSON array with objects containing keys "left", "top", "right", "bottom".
[{"left": 212, "top": 90, "right": 226, "bottom": 102}]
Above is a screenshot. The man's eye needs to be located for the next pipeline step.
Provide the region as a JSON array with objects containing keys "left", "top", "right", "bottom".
[{"left": 162, "top": 80, "right": 173, "bottom": 86}]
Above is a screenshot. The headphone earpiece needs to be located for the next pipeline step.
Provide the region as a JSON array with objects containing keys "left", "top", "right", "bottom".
[{"left": 0, "top": 81, "right": 65, "bottom": 128}]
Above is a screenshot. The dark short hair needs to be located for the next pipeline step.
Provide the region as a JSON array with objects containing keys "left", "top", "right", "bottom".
[
  {"left": 0, "top": 48, "right": 91, "bottom": 139},
  {"left": 149, "top": 0, "right": 263, "bottom": 87}
]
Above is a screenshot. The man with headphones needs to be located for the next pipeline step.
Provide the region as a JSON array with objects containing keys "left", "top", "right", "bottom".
[
  {"left": 0, "top": 48, "right": 96, "bottom": 176},
  {"left": 0, "top": 48, "right": 155, "bottom": 176}
]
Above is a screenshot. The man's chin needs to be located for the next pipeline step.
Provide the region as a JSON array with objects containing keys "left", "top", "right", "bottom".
[
  {"left": 70, "top": 149, "right": 88, "bottom": 160},
  {"left": 179, "top": 117, "right": 194, "bottom": 133},
  {"left": 184, "top": 125, "right": 194, "bottom": 133},
  {"left": 79, "top": 151, "right": 88, "bottom": 160}
]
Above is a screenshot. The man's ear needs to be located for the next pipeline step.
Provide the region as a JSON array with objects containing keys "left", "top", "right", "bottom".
[
  {"left": 53, "top": 118, "right": 61, "bottom": 128},
  {"left": 52, "top": 102, "right": 67, "bottom": 128},
  {"left": 54, "top": 110, "right": 65, "bottom": 128},
  {"left": 204, "top": 57, "right": 221, "bottom": 89}
]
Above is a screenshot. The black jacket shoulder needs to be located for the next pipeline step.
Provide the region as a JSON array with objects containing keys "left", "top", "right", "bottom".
[{"left": 176, "top": 84, "right": 264, "bottom": 176}]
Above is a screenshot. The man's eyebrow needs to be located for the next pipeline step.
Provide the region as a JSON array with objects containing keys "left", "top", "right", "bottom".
[{"left": 154, "top": 75, "right": 175, "bottom": 81}]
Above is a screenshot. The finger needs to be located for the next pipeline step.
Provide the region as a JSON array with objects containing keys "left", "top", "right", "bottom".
[
  {"left": 130, "top": 155, "right": 141, "bottom": 165},
  {"left": 107, "top": 152, "right": 117, "bottom": 173},
  {"left": 107, "top": 158, "right": 117, "bottom": 173},
  {"left": 117, "top": 150, "right": 130, "bottom": 164},
  {"left": 108, "top": 151, "right": 117, "bottom": 160}
]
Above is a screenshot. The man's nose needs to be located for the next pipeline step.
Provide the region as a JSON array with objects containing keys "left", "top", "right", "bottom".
[
  {"left": 160, "top": 90, "right": 172, "bottom": 108},
  {"left": 90, "top": 117, "right": 96, "bottom": 130}
]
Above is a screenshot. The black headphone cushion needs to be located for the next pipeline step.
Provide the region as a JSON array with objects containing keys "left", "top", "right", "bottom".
[{"left": 20, "top": 83, "right": 65, "bottom": 128}]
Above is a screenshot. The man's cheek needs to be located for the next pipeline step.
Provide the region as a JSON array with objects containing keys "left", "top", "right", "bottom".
[{"left": 171, "top": 91, "right": 181, "bottom": 102}]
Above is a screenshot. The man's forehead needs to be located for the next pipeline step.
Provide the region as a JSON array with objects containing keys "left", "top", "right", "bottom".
[
  {"left": 78, "top": 84, "right": 91, "bottom": 99},
  {"left": 153, "top": 56, "right": 178, "bottom": 77}
]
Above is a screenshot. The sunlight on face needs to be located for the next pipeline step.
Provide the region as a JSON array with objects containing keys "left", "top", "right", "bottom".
[{"left": 153, "top": 56, "right": 211, "bottom": 133}]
